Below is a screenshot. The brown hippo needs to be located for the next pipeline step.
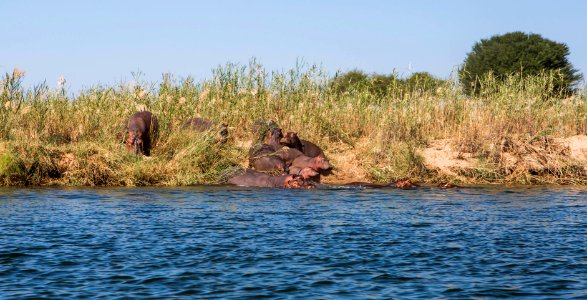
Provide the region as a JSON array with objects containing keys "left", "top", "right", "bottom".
[
  {"left": 249, "top": 127, "right": 287, "bottom": 173},
  {"left": 393, "top": 179, "right": 419, "bottom": 188},
  {"left": 228, "top": 169, "right": 314, "bottom": 188},
  {"left": 290, "top": 155, "right": 332, "bottom": 172},
  {"left": 184, "top": 117, "right": 229, "bottom": 143},
  {"left": 249, "top": 145, "right": 287, "bottom": 174},
  {"left": 281, "top": 132, "right": 325, "bottom": 158},
  {"left": 126, "top": 111, "right": 158, "bottom": 156},
  {"left": 263, "top": 127, "right": 284, "bottom": 151},
  {"left": 288, "top": 166, "right": 319, "bottom": 181},
  {"left": 276, "top": 147, "right": 305, "bottom": 166}
]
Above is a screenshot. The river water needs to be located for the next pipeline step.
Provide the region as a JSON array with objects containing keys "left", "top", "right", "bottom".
[{"left": 1, "top": 186, "right": 586, "bottom": 299}]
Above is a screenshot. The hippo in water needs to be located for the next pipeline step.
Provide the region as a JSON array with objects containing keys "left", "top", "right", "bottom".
[
  {"left": 281, "top": 131, "right": 325, "bottom": 158},
  {"left": 126, "top": 111, "right": 158, "bottom": 156},
  {"left": 228, "top": 169, "right": 314, "bottom": 188}
]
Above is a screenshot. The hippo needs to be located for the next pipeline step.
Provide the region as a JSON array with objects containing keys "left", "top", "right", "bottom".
[
  {"left": 281, "top": 132, "right": 325, "bottom": 158},
  {"left": 126, "top": 111, "right": 158, "bottom": 156},
  {"left": 263, "top": 127, "right": 284, "bottom": 151},
  {"left": 184, "top": 117, "right": 229, "bottom": 143},
  {"left": 249, "top": 127, "right": 287, "bottom": 173},
  {"left": 250, "top": 145, "right": 287, "bottom": 174},
  {"left": 277, "top": 147, "right": 305, "bottom": 166},
  {"left": 290, "top": 155, "right": 332, "bottom": 172},
  {"left": 392, "top": 179, "right": 419, "bottom": 188},
  {"left": 288, "top": 166, "right": 319, "bottom": 181},
  {"left": 228, "top": 169, "right": 314, "bottom": 188},
  {"left": 249, "top": 127, "right": 284, "bottom": 157}
]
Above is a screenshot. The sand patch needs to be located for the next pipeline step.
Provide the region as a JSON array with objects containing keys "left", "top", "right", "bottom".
[
  {"left": 556, "top": 135, "right": 587, "bottom": 164},
  {"left": 323, "top": 142, "right": 368, "bottom": 184},
  {"left": 418, "top": 139, "right": 477, "bottom": 177}
]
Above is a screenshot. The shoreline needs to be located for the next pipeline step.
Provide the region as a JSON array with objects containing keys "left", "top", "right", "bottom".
[{"left": 1, "top": 135, "right": 586, "bottom": 187}]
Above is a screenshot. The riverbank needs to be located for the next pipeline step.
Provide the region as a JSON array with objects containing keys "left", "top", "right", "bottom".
[
  {"left": 1, "top": 134, "right": 586, "bottom": 186},
  {"left": 1, "top": 63, "right": 586, "bottom": 186}
]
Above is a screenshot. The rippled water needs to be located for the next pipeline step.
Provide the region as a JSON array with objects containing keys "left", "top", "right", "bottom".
[{"left": 1, "top": 185, "right": 587, "bottom": 299}]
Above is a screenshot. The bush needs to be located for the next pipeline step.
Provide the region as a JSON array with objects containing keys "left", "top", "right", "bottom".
[
  {"left": 331, "top": 70, "right": 446, "bottom": 98},
  {"left": 460, "top": 32, "right": 582, "bottom": 96},
  {"left": 330, "top": 70, "right": 369, "bottom": 94}
]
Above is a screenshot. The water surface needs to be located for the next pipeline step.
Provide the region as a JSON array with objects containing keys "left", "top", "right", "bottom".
[{"left": 1, "top": 186, "right": 586, "bottom": 299}]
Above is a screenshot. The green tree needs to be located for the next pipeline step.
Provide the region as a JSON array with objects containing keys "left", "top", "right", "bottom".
[
  {"left": 460, "top": 31, "right": 582, "bottom": 95},
  {"left": 369, "top": 73, "right": 400, "bottom": 97},
  {"left": 330, "top": 70, "right": 369, "bottom": 94},
  {"left": 404, "top": 72, "right": 443, "bottom": 95}
]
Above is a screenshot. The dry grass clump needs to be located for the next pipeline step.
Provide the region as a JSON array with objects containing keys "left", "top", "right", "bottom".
[{"left": 0, "top": 61, "right": 586, "bottom": 186}]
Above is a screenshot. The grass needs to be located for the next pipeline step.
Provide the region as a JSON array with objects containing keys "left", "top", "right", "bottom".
[{"left": 0, "top": 61, "right": 586, "bottom": 186}]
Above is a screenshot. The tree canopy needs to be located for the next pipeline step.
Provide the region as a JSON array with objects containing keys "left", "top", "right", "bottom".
[{"left": 460, "top": 32, "right": 582, "bottom": 95}]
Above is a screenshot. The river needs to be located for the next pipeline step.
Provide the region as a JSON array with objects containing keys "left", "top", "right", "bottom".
[{"left": 1, "top": 186, "right": 586, "bottom": 299}]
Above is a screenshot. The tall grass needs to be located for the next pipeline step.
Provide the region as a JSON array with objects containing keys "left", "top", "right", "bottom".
[{"left": 0, "top": 61, "right": 585, "bottom": 186}]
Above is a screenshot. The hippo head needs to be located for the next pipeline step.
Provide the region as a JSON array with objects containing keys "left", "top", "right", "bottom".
[
  {"left": 282, "top": 175, "right": 299, "bottom": 188},
  {"left": 218, "top": 123, "right": 229, "bottom": 143},
  {"left": 283, "top": 175, "right": 315, "bottom": 189},
  {"left": 126, "top": 130, "right": 143, "bottom": 155},
  {"left": 265, "top": 127, "right": 283, "bottom": 145},
  {"left": 298, "top": 167, "right": 319, "bottom": 180},
  {"left": 281, "top": 132, "right": 302, "bottom": 148},
  {"left": 394, "top": 179, "right": 419, "bottom": 188},
  {"left": 312, "top": 156, "right": 332, "bottom": 171}
]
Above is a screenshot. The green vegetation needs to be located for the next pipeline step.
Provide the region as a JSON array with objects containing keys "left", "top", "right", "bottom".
[
  {"left": 0, "top": 61, "right": 586, "bottom": 186},
  {"left": 460, "top": 32, "right": 583, "bottom": 96},
  {"left": 330, "top": 70, "right": 446, "bottom": 98}
]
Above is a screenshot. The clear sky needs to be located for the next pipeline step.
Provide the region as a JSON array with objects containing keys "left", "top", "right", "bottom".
[{"left": 2, "top": 0, "right": 586, "bottom": 92}]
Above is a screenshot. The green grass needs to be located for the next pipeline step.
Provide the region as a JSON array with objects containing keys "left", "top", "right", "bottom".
[{"left": 0, "top": 61, "right": 585, "bottom": 186}]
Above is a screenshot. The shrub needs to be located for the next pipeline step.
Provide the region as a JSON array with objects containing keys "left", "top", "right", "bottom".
[{"left": 460, "top": 32, "right": 582, "bottom": 96}]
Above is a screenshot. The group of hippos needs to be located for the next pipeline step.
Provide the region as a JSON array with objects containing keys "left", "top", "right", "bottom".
[{"left": 125, "top": 111, "right": 459, "bottom": 189}]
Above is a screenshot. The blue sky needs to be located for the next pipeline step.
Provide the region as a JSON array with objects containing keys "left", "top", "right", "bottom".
[{"left": 2, "top": 0, "right": 586, "bottom": 91}]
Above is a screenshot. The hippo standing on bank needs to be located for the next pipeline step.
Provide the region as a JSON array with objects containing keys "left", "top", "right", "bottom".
[{"left": 126, "top": 111, "right": 158, "bottom": 156}]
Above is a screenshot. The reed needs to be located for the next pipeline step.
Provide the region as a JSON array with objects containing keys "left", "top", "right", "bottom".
[{"left": 0, "top": 61, "right": 585, "bottom": 186}]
